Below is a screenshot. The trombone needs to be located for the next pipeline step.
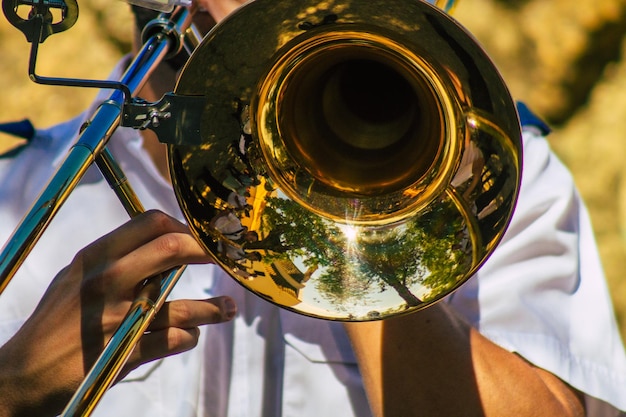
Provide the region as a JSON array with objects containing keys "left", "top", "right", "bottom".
[{"left": 0, "top": 0, "right": 523, "bottom": 415}]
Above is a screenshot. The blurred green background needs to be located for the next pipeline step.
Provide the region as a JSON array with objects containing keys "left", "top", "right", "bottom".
[{"left": 1, "top": 0, "right": 626, "bottom": 338}]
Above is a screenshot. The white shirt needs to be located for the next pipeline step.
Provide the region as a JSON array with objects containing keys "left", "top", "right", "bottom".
[{"left": 1, "top": 80, "right": 626, "bottom": 416}]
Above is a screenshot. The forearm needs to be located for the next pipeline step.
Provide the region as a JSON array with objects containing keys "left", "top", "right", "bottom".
[{"left": 345, "top": 302, "right": 584, "bottom": 417}]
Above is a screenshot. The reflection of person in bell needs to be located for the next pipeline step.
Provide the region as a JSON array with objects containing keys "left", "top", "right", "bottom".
[
  {"left": 227, "top": 191, "right": 248, "bottom": 211},
  {"left": 217, "top": 229, "right": 259, "bottom": 262},
  {"left": 217, "top": 232, "right": 262, "bottom": 280},
  {"left": 211, "top": 210, "right": 247, "bottom": 241},
  {"left": 217, "top": 239, "right": 259, "bottom": 261}
]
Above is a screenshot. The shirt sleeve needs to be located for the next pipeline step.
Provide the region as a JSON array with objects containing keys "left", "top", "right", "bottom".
[{"left": 449, "top": 126, "right": 626, "bottom": 412}]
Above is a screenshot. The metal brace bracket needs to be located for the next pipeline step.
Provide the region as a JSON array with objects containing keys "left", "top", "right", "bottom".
[{"left": 121, "top": 93, "right": 206, "bottom": 146}]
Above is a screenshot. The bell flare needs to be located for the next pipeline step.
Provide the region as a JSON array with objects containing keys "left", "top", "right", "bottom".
[{"left": 169, "top": 0, "right": 522, "bottom": 321}]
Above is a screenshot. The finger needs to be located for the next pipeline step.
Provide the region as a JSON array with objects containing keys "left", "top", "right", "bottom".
[
  {"left": 73, "top": 211, "right": 211, "bottom": 300},
  {"left": 120, "top": 297, "right": 237, "bottom": 379},
  {"left": 106, "top": 231, "right": 213, "bottom": 293},
  {"left": 124, "top": 327, "right": 201, "bottom": 374},
  {"left": 149, "top": 297, "right": 237, "bottom": 331},
  {"left": 85, "top": 210, "right": 192, "bottom": 261}
]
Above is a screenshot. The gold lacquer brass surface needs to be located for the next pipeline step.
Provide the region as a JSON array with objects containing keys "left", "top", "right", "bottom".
[{"left": 169, "top": 0, "right": 522, "bottom": 320}]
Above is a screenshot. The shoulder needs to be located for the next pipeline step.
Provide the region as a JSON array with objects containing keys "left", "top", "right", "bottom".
[
  {"left": 0, "top": 114, "right": 87, "bottom": 213},
  {"left": 0, "top": 114, "right": 85, "bottom": 164}
]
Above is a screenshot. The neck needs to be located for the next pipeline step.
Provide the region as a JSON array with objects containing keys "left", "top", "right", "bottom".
[
  {"left": 135, "top": 49, "right": 179, "bottom": 183},
  {"left": 140, "top": 129, "right": 171, "bottom": 182}
]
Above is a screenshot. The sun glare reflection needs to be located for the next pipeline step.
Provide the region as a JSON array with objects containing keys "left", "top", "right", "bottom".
[{"left": 339, "top": 224, "right": 359, "bottom": 242}]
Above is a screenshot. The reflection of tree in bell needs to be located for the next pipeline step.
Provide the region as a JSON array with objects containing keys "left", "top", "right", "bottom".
[
  {"left": 349, "top": 225, "right": 426, "bottom": 307},
  {"left": 409, "top": 199, "right": 474, "bottom": 300},
  {"left": 330, "top": 196, "right": 471, "bottom": 309},
  {"left": 251, "top": 196, "right": 345, "bottom": 269},
  {"left": 252, "top": 193, "right": 473, "bottom": 313}
]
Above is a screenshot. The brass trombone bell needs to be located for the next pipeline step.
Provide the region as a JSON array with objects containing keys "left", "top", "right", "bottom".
[{"left": 168, "top": 0, "right": 522, "bottom": 321}]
